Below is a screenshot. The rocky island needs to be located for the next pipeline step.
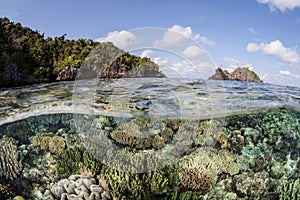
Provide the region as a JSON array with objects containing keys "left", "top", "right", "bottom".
[
  {"left": 0, "top": 17, "right": 163, "bottom": 87},
  {"left": 209, "top": 67, "right": 263, "bottom": 83}
]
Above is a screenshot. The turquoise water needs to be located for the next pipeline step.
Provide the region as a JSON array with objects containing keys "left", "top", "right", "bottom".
[{"left": 0, "top": 79, "right": 299, "bottom": 199}]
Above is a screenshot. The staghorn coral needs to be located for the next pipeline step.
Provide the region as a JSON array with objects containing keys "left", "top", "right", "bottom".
[
  {"left": 100, "top": 164, "right": 179, "bottom": 200},
  {"left": 277, "top": 179, "right": 300, "bottom": 200},
  {"left": 178, "top": 148, "right": 240, "bottom": 194},
  {"left": 31, "top": 133, "right": 66, "bottom": 155},
  {"left": 44, "top": 174, "right": 111, "bottom": 200},
  {"left": 56, "top": 147, "right": 103, "bottom": 179},
  {"left": 0, "top": 138, "right": 22, "bottom": 180}
]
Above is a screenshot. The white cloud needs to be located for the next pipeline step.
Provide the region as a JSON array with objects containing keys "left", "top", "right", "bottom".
[
  {"left": 172, "top": 60, "right": 215, "bottom": 78},
  {"left": 222, "top": 57, "right": 254, "bottom": 72},
  {"left": 248, "top": 27, "right": 257, "bottom": 34},
  {"left": 182, "top": 45, "right": 206, "bottom": 58},
  {"left": 257, "top": 0, "right": 300, "bottom": 12},
  {"left": 140, "top": 49, "right": 154, "bottom": 58},
  {"left": 155, "top": 25, "right": 216, "bottom": 47},
  {"left": 280, "top": 70, "right": 291, "bottom": 75},
  {"left": 96, "top": 30, "right": 135, "bottom": 49},
  {"left": 153, "top": 57, "right": 168, "bottom": 66},
  {"left": 193, "top": 34, "right": 216, "bottom": 46},
  {"left": 247, "top": 40, "right": 300, "bottom": 63}
]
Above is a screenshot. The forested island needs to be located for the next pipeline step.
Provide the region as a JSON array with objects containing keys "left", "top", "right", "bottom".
[{"left": 0, "top": 17, "right": 163, "bottom": 87}]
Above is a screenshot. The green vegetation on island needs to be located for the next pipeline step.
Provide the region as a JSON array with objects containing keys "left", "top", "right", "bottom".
[{"left": 0, "top": 17, "right": 163, "bottom": 86}]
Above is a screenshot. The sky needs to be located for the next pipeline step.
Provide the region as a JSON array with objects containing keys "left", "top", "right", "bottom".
[{"left": 1, "top": 0, "right": 300, "bottom": 87}]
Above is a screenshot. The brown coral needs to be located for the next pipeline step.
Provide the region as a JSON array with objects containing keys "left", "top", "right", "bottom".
[
  {"left": 31, "top": 133, "right": 66, "bottom": 155},
  {"left": 179, "top": 168, "right": 214, "bottom": 193},
  {"left": 178, "top": 149, "right": 240, "bottom": 194},
  {"left": 0, "top": 138, "right": 22, "bottom": 180},
  {"left": 229, "top": 130, "right": 245, "bottom": 153},
  {"left": 0, "top": 183, "right": 15, "bottom": 199}
]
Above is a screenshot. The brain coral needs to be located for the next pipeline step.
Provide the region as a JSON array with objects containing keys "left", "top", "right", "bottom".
[{"left": 44, "top": 174, "right": 111, "bottom": 200}]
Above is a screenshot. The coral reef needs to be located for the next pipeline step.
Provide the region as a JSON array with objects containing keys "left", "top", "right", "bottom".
[
  {"left": 108, "top": 117, "right": 177, "bottom": 150},
  {"left": 192, "top": 119, "right": 227, "bottom": 149},
  {"left": 44, "top": 174, "right": 111, "bottom": 200},
  {"left": 233, "top": 172, "right": 270, "bottom": 199},
  {"left": 228, "top": 130, "right": 244, "bottom": 153},
  {"left": 277, "top": 179, "right": 300, "bottom": 200},
  {"left": 0, "top": 183, "right": 15, "bottom": 199},
  {"left": 6, "top": 120, "right": 33, "bottom": 143},
  {"left": 100, "top": 164, "right": 179, "bottom": 200},
  {"left": 31, "top": 133, "right": 66, "bottom": 155},
  {"left": 0, "top": 138, "right": 22, "bottom": 180},
  {"left": 178, "top": 149, "right": 240, "bottom": 194},
  {"left": 56, "top": 147, "right": 102, "bottom": 179}
]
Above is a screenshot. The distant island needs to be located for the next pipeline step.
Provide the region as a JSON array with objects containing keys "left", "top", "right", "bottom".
[
  {"left": 0, "top": 17, "right": 163, "bottom": 87},
  {"left": 209, "top": 67, "right": 263, "bottom": 83}
]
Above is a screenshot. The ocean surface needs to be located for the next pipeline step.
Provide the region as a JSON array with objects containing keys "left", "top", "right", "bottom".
[
  {"left": 1, "top": 78, "right": 300, "bottom": 124},
  {"left": 0, "top": 78, "right": 299, "bottom": 199}
]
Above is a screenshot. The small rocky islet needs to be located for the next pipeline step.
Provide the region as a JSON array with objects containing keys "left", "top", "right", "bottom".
[{"left": 0, "top": 109, "right": 299, "bottom": 199}]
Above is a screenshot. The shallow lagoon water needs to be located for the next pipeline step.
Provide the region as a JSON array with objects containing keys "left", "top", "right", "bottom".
[{"left": 0, "top": 78, "right": 299, "bottom": 199}]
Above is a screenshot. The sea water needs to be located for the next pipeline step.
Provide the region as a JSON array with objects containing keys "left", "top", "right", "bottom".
[{"left": 0, "top": 78, "right": 299, "bottom": 199}]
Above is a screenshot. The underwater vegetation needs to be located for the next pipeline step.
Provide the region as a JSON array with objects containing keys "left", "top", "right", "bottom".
[{"left": 0, "top": 109, "right": 299, "bottom": 199}]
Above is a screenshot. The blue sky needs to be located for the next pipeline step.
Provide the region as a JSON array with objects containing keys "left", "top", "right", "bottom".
[{"left": 1, "top": 0, "right": 300, "bottom": 87}]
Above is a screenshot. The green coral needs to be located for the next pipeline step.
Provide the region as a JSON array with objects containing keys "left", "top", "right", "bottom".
[
  {"left": 178, "top": 191, "right": 203, "bottom": 200},
  {"left": 100, "top": 165, "right": 179, "bottom": 200},
  {"left": 277, "top": 179, "right": 300, "bottom": 200},
  {"left": 56, "top": 147, "right": 102, "bottom": 179}
]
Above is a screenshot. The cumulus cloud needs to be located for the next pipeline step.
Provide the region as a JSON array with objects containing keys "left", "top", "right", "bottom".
[
  {"left": 172, "top": 60, "right": 215, "bottom": 78},
  {"left": 193, "top": 34, "right": 216, "bottom": 46},
  {"left": 155, "top": 25, "right": 216, "bottom": 47},
  {"left": 247, "top": 40, "right": 300, "bottom": 63},
  {"left": 280, "top": 70, "right": 291, "bottom": 75},
  {"left": 140, "top": 49, "right": 154, "bottom": 58},
  {"left": 96, "top": 30, "right": 135, "bottom": 49},
  {"left": 182, "top": 45, "right": 206, "bottom": 58},
  {"left": 256, "top": 0, "right": 300, "bottom": 12}
]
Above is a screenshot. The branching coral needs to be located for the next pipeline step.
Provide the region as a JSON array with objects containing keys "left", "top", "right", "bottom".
[
  {"left": 100, "top": 164, "right": 179, "bottom": 200},
  {"left": 178, "top": 149, "right": 240, "bottom": 194},
  {"left": 277, "top": 179, "right": 300, "bottom": 200},
  {"left": 56, "top": 147, "right": 103, "bottom": 179}
]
